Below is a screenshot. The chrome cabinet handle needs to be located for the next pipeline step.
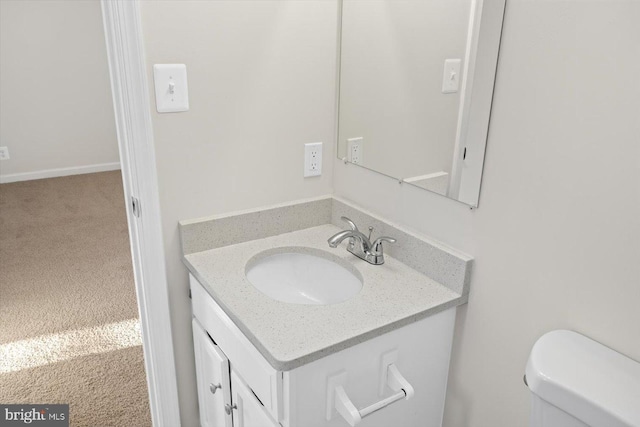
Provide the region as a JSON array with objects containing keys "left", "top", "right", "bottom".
[
  {"left": 224, "top": 403, "right": 237, "bottom": 415},
  {"left": 209, "top": 383, "right": 221, "bottom": 394}
]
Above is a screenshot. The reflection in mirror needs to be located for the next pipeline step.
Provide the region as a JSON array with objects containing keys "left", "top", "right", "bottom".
[{"left": 337, "top": 0, "right": 505, "bottom": 207}]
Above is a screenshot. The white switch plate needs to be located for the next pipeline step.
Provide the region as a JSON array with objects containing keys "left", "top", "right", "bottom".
[
  {"left": 347, "top": 137, "right": 363, "bottom": 164},
  {"left": 0, "top": 146, "right": 9, "bottom": 160},
  {"left": 153, "top": 64, "right": 189, "bottom": 113},
  {"left": 442, "top": 59, "right": 462, "bottom": 94},
  {"left": 304, "top": 142, "right": 322, "bottom": 177}
]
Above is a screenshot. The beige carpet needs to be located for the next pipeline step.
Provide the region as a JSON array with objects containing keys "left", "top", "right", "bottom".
[{"left": 0, "top": 171, "right": 152, "bottom": 427}]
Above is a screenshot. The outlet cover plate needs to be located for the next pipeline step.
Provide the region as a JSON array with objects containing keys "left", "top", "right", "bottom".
[
  {"left": 0, "top": 146, "right": 10, "bottom": 160},
  {"left": 347, "top": 137, "right": 363, "bottom": 164},
  {"left": 304, "top": 142, "right": 323, "bottom": 177}
]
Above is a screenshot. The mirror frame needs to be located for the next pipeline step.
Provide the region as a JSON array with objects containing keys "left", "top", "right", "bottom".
[{"left": 335, "top": 0, "right": 506, "bottom": 207}]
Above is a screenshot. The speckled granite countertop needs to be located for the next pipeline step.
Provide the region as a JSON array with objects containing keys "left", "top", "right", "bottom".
[{"left": 184, "top": 224, "right": 466, "bottom": 371}]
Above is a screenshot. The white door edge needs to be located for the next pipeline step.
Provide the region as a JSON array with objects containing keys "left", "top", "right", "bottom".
[{"left": 101, "top": 1, "right": 181, "bottom": 426}]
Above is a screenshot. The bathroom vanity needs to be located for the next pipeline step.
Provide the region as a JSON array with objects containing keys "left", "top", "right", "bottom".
[{"left": 181, "top": 197, "right": 472, "bottom": 427}]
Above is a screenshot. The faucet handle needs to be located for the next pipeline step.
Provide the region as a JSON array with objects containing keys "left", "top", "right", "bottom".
[
  {"left": 371, "top": 236, "right": 396, "bottom": 255},
  {"left": 340, "top": 216, "right": 359, "bottom": 231}
]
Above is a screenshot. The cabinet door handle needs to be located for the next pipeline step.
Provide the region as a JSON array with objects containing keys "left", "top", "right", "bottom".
[
  {"left": 209, "top": 383, "right": 222, "bottom": 394},
  {"left": 224, "top": 403, "right": 237, "bottom": 415}
]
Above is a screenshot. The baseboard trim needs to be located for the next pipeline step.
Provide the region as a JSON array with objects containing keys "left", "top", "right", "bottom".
[{"left": 0, "top": 162, "right": 121, "bottom": 184}]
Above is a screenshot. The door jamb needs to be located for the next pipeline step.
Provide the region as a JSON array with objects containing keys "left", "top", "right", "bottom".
[{"left": 101, "top": 1, "right": 181, "bottom": 425}]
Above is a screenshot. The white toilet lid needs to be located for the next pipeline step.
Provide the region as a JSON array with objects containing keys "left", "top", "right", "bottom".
[{"left": 526, "top": 330, "right": 640, "bottom": 427}]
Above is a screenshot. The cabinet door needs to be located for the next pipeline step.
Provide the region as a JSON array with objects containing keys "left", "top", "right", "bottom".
[
  {"left": 230, "top": 370, "right": 279, "bottom": 427},
  {"left": 193, "top": 319, "right": 233, "bottom": 427}
]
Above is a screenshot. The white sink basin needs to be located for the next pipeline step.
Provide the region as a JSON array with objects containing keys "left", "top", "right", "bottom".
[{"left": 246, "top": 248, "right": 363, "bottom": 305}]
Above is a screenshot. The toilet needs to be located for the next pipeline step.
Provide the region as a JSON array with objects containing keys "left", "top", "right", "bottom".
[{"left": 525, "top": 330, "right": 640, "bottom": 427}]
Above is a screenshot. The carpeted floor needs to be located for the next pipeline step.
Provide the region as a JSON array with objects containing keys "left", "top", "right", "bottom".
[{"left": 0, "top": 171, "right": 152, "bottom": 426}]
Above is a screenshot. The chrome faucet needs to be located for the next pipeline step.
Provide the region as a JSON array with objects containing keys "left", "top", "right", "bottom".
[{"left": 328, "top": 216, "right": 396, "bottom": 265}]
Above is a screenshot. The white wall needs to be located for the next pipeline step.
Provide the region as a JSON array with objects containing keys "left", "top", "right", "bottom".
[
  {"left": 138, "top": 1, "right": 338, "bottom": 425},
  {"left": 338, "top": 0, "right": 470, "bottom": 179},
  {"left": 138, "top": 1, "right": 639, "bottom": 425},
  {"left": 0, "top": 0, "right": 119, "bottom": 181},
  {"left": 334, "top": 0, "right": 640, "bottom": 425}
]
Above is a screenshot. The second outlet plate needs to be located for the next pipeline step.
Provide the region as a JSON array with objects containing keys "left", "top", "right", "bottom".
[
  {"left": 304, "top": 142, "right": 323, "bottom": 177},
  {"left": 347, "top": 137, "right": 363, "bottom": 164}
]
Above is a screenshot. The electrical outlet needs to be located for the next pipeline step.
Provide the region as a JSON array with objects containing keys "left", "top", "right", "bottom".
[
  {"left": 347, "top": 137, "right": 363, "bottom": 164},
  {"left": 0, "top": 146, "right": 10, "bottom": 160},
  {"left": 304, "top": 142, "right": 322, "bottom": 177}
]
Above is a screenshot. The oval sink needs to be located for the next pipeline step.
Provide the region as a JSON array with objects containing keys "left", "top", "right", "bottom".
[{"left": 246, "top": 248, "right": 363, "bottom": 305}]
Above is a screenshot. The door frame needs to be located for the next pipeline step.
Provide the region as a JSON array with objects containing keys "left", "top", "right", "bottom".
[{"left": 101, "top": 1, "right": 181, "bottom": 425}]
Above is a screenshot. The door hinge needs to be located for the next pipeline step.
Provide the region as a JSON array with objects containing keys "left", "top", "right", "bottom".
[{"left": 131, "top": 196, "right": 141, "bottom": 218}]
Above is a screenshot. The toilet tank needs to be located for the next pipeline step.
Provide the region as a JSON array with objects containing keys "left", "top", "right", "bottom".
[{"left": 525, "top": 330, "right": 640, "bottom": 427}]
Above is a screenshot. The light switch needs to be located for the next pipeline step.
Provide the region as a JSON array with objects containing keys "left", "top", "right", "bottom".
[
  {"left": 441, "top": 59, "right": 462, "bottom": 94},
  {"left": 153, "top": 64, "right": 189, "bottom": 113}
]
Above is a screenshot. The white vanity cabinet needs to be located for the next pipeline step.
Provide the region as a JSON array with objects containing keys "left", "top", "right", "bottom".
[
  {"left": 192, "top": 319, "right": 232, "bottom": 427},
  {"left": 230, "top": 370, "right": 280, "bottom": 427},
  {"left": 192, "top": 319, "right": 279, "bottom": 427},
  {"left": 191, "top": 274, "right": 457, "bottom": 427}
]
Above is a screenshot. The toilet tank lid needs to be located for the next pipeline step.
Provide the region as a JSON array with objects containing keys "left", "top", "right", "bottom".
[{"left": 526, "top": 330, "right": 640, "bottom": 427}]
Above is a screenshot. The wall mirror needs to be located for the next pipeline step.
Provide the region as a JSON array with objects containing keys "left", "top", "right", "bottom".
[{"left": 337, "top": 0, "right": 506, "bottom": 207}]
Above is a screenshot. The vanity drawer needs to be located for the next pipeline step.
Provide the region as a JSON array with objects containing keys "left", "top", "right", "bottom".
[{"left": 190, "top": 274, "right": 283, "bottom": 423}]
